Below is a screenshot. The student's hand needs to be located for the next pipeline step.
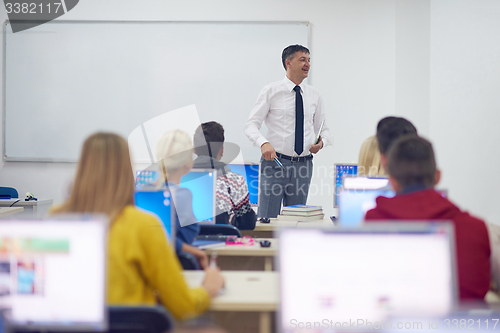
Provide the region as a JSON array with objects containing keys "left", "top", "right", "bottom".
[
  {"left": 192, "top": 248, "right": 209, "bottom": 269},
  {"left": 202, "top": 267, "right": 225, "bottom": 298},
  {"left": 261, "top": 142, "right": 277, "bottom": 161},
  {"left": 182, "top": 244, "right": 209, "bottom": 269},
  {"left": 309, "top": 136, "right": 323, "bottom": 154}
]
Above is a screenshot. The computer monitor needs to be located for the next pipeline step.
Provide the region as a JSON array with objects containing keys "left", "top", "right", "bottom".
[
  {"left": 279, "top": 224, "right": 457, "bottom": 332},
  {"left": 0, "top": 217, "right": 107, "bottom": 331},
  {"left": 135, "top": 187, "right": 176, "bottom": 246},
  {"left": 339, "top": 188, "right": 396, "bottom": 227},
  {"left": 339, "top": 176, "right": 447, "bottom": 227},
  {"left": 227, "top": 163, "right": 260, "bottom": 206},
  {"left": 334, "top": 163, "right": 358, "bottom": 207},
  {"left": 338, "top": 175, "right": 392, "bottom": 227},
  {"left": 180, "top": 169, "right": 216, "bottom": 224},
  {"left": 343, "top": 175, "right": 390, "bottom": 191},
  {"left": 135, "top": 170, "right": 160, "bottom": 189}
]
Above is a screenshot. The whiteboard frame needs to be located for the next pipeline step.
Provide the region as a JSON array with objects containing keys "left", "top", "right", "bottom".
[{"left": 2, "top": 20, "right": 310, "bottom": 163}]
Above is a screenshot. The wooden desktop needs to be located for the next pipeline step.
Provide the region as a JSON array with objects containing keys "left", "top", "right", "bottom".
[
  {"left": 241, "top": 217, "right": 334, "bottom": 238},
  {"left": 183, "top": 270, "right": 278, "bottom": 333},
  {"left": 0, "top": 199, "right": 53, "bottom": 218},
  {"left": 0, "top": 207, "right": 24, "bottom": 217},
  {"left": 205, "top": 238, "right": 277, "bottom": 271}
]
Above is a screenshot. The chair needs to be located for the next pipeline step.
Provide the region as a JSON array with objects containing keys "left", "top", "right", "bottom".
[
  {"left": 108, "top": 306, "right": 174, "bottom": 333},
  {"left": 199, "top": 224, "right": 241, "bottom": 237},
  {"left": 0, "top": 187, "right": 18, "bottom": 199},
  {"left": 177, "top": 251, "right": 200, "bottom": 270},
  {"left": 12, "top": 306, "right": 174, "bottom": 333}
]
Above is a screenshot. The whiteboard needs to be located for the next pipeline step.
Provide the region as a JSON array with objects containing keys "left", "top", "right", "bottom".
[{"left": 3, "top": 21, "right": 309, "bottom": 162}]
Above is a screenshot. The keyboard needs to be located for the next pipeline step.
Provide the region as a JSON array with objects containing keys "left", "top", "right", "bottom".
[{"left": 195, "top": 235, "right": 237, "bottom": 241}]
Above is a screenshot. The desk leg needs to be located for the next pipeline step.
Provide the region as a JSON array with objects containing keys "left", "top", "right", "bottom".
[
  {"left": 259, "top": 312, "right": 271, "bottom": 333},
  {"left": 264, "top": 257, "right": 273, "bottom": 271}
]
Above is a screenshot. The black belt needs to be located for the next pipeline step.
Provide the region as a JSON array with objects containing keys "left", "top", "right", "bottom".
[{"left": 276, "top": 153, "right": 313, "bottom": 162}]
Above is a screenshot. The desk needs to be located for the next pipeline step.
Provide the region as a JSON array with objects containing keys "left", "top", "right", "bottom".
[
  {"left": 0, "top": 207, "right": 24, "bottom": 217},
  {"left": 254, "top": 219, "right": 298, "bottom": 231},
  {"left": 486, "top": 291, "right": 500, "bottom": 305},
  {"left": 184, "top": 271, "right": 278, "bottom": 333},
  {"left": 241, "top": 219, "right": 297, "bottom": 238},
  {"left": 241, "top": 218, "right": 334, "bottom": 238},
  {"left": 295, "top": 218, "right": 335, "bottom": 229},
  {"left": 205, "top": 238, "right": 277, "bottom": 271},
  {"left": 0, "top": 199, "right": 53, "bottom": 218}
]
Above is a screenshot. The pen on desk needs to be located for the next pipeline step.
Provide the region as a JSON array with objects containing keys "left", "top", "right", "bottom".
[
  {"left": 274, "top": 157, "right": 285, "bottom": 170},
  {"left": 210, "top": 251, "right": 218, "bottom": 268}
]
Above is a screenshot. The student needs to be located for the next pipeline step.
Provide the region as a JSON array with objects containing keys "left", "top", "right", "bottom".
[
  {"left": 358, "top": 135, "right": 384, "bottom": 176},
  {"left": 376, "top": 116, "right": 417, "bottom": 168},
  {"left": 52, "top": 132, "right": 224, "bottom": 320},
  {"left": 365, "top": 136, "right": 492, "bottom": 300},
  {"left": 155, "top": 130, "right": 209, "bottom": 268},
  {"left": 193, "top": 121, "right": 256, "bottom": 230},
  {"left": 356, "top": 116, "right": 415, "bottom": 179}
]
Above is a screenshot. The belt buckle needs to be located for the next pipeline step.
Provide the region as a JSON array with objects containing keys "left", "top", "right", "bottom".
[{"left": 291, "top": 156, "right": 299, "bottom": 162}]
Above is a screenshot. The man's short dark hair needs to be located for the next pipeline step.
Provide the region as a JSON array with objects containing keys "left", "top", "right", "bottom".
[
  {"left": 376, "top": 116, "right": 397, "bottom": 132},
  {"left": 376, "top": 117, "right": 417, "bottom": 155},
  {"left": 193, "top": 121, "right": 225, "bottom": 157},
  {"left": 387, "top": 136, "right": 436, "bottom": 189},
  {"left": 282, "top": 44, "right": 310, "bottom": 70}
]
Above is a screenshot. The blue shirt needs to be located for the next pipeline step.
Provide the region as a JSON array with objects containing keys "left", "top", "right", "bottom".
[{"left": 167, "top": 183, "right": 200, "bottom": 253}]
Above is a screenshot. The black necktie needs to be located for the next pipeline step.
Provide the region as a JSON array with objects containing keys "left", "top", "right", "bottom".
[{"left": 294, "top": 85, "right": 304, "bottom": 155}]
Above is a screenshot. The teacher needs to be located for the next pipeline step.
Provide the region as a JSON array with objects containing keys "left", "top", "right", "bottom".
[{"left": 244, "top": 44, "right": 331, "bottom": 218}]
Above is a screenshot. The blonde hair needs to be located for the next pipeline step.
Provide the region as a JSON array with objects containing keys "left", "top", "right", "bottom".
[
  {"left": 358, "top": 135, "right": 385, "bottom": 176},
  {"left": 52, "top": 132, "right": 135, "bottom": 221},
  {"left": 155, "top": 130, "right": 194, "bottom": 179}
]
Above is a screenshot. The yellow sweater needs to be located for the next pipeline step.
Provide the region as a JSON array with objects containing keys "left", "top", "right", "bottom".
[{"left": 107, "top": 205, "right": 210, "bottom": 320}]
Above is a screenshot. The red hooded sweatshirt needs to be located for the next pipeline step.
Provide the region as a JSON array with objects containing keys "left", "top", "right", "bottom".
[{"left": 365, "top": 188, "right": 490, "bottom": 300}]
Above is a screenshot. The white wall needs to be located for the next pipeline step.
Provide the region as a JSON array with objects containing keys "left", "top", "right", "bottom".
[
  {"left": 395, "top": 0, "right": 430, "bottom": 136},
  {"left": 0, "top": 0, "right": 497, "bottom": 224},
  {"left": 430, "top": 0, "right": 500, "bottom": 224}
]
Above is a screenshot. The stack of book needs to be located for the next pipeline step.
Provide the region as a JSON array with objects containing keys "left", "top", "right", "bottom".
[{"left": 277, "top": 205, "right": 324, "bottom": 221}]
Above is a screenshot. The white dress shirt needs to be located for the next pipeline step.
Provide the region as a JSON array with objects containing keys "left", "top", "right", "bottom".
[{"left": 244, "top": 76, "right": 331, "bottom": 157}]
